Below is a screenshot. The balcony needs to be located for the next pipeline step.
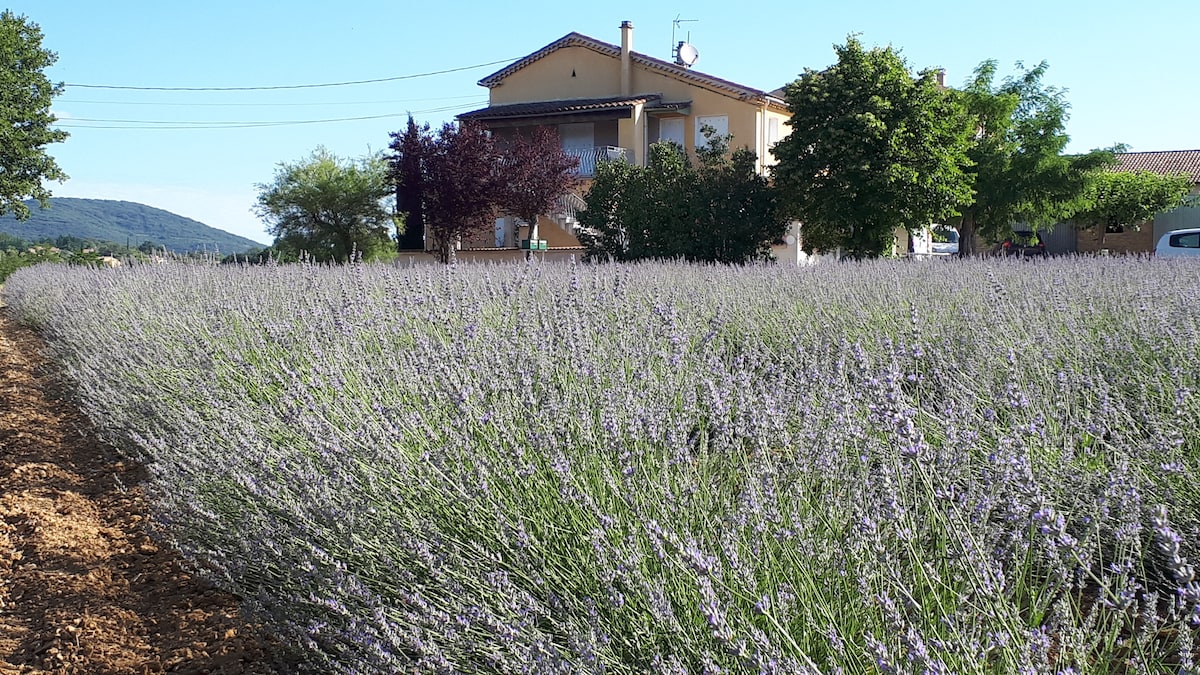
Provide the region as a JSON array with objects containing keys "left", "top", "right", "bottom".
[{"left": 564, "top": 146, "right": 632, "bottom": 176}]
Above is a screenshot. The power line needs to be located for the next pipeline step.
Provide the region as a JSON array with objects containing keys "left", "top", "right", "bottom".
[
  {"left": 55, "top": 101, "right": 486, "bottom": 130},
  {"left": 58, "top": 94, "right": 485, "bottom": 107},
  {"left": 64, "top": 58, "right": 518, "bottom": 92}
]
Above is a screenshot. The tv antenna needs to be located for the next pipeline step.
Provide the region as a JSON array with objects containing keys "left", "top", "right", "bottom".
[{"left": 671, "top": 15, "right": 700, "bottom": 67}]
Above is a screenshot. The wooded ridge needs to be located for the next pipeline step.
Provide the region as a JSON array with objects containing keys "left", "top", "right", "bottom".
[{"left": 0, "top": 198, "right": 264, "bottom": 253}]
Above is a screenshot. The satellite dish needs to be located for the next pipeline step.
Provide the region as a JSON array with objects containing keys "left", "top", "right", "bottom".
[{"left": 675, "top": 41, "right": 700, "bottom": 67}]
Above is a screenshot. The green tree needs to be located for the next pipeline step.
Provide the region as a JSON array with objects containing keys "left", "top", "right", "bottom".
[
  {"left": 576, "top": 151, "right": 653, "bottom": 261},
  {"left": 254, "top": 147, "right": 395, "bottom": 263},
  {"left": 1070, "top": 170, "right": 1194, "bottom": 248},
  {"left": 0, "top": 232, "right": 27, "bottom": 251},
  {"left": 388, "top": 116, "right": 428, "bottom": 251},
  {"left": 579, "top": 142, "right": 695, "bottom": 261},
  {"left": 579, "top": 130, "right": 783, "bottom": 264},
  {"left": 54, "top": 234, "right": 89, "bottom": 252},
  {"left": 0, "top": 243, "right": 63, "bottom": 283},
  {"left": 0, "top": 11, "right": 69, "bottom": 220},
  {"left": 772, "top": 36, "right": 973, "bottom": 259},
  {"left": 954, "top": 60, "right": 1114, "bottom": 255},
  {"left": 690, "top": 129, "right": 786, "bottom": 263}
]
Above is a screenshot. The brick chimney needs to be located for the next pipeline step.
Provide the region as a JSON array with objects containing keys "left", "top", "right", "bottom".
[{"left": 620, "top": 21, "right": 633, "bottom": 96}]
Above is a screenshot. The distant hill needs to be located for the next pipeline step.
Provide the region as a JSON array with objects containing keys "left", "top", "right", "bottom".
[{"left": 0, "top": 198, "right": 266, "bottom": 253}]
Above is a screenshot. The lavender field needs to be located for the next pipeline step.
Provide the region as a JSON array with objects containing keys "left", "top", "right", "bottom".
[{"left": 5, "top": 257, "right": 1200, "bottom": 673}]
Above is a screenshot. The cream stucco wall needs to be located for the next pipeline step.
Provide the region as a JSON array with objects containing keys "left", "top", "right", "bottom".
[
  {"left": 762, "top": 108, "right": 791, "bottom": 167},
  {"left": 460, "top": 216, "right": 582, "bottom": 250},
  {"left": 489, "top": 46, "right": 622, "bottom": 104}
]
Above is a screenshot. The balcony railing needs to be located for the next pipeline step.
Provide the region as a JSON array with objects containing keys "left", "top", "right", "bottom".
[{"left": 563, "top": 146, "right": 632, "bottom": 176}]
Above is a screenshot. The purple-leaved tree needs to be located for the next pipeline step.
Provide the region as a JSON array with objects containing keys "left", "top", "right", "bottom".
[
  {"left": 419, "top": 121, "right": 499, "bottom": 264},
  {"left": 388, "top": 121, "right": 580, "bottom": 263},
  {"left": 494, "top": 127, "right": 580, "bottom": 251}
]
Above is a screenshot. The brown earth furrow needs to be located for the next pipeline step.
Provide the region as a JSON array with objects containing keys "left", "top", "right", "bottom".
[{"left": 0, "top": 308, "right": 297, "bottom": 674}]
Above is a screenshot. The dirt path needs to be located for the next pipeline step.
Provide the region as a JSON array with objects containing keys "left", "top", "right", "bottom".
[{"left": 0, "top": 308, "right": 294, "bottom": 674}]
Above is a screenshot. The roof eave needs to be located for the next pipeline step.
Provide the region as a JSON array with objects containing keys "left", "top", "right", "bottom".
[{"left": 477, "top": 30, "right": 781, "bottom": 104}]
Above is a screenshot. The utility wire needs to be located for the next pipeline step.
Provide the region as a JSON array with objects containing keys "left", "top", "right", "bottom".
[
  {"left": 65, "top": 58, "right": 518, "bottom": 91},
  {"left": 56, "top": 101, "right": 486, "bottom": 130},
  {"left": 58, "top": 94, "right": 485, "bottom": 107}
]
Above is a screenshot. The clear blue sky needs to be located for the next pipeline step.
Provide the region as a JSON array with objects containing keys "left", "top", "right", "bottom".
[{"left": 8, "top": 0, "right": 1198, "bottom": 245}]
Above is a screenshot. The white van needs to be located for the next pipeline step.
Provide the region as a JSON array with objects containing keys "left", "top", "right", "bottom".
[
  {"left": 1155, "top": 228, "right": 1200, "bottom": 258},
  {"left": 911, "top": 225, "right": 958, "bottom": 257}
]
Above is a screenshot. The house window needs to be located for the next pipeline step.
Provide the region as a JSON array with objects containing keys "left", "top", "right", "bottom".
[
  {"left": 559, "top": 123, "right": 595, "bottom": 151},
  {"left": 659, "top": 117, "right": 685, "bottom": 147},
  {"left": 559, "top": 122, "right": 596, "bottom": 174},
  {"left": 695, "top": 115, "right": 728, "bottom": 148},
  {"left": 767, "top": 117, "right": 780, "bottom": 148}
]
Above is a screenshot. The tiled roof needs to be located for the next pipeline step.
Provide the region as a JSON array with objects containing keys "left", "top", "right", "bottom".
[
  {"left": 646, "top": 100, "right": 692, "bottom": 112},
  {"left": 458, "top": 95, "right": 661, "bottom": 121},
  {"left": 477, "top": 32, "right": 787, "bottom": 111},
  {"left": 1113, "top": 150, "right": 1200, "bottom": 183}
]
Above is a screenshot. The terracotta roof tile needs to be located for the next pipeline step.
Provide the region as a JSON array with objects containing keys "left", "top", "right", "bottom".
[
  {"left": 1113, "top": 150, "right": 1200, "bottom": 183},
  {"left": 646, "top": 100, "right": 693, "bottom": 112},
  {"left": 478, "top": 33, "right": 612, "bottom": 87},
  {"left": 458, "top": 95, "right": 661, "bottom": 121},
  {"left": 476, "top": 32, "right": 786, "bottom": 110}
]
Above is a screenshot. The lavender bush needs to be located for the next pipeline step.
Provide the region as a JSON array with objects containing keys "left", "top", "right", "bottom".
[{"left": 5, "top": 256, "right": 1200, "bottom": 673}]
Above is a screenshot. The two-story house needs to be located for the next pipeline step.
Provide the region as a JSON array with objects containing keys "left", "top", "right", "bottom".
[{"left": 451, "top": 21, "right": 794, "bottom": 261}]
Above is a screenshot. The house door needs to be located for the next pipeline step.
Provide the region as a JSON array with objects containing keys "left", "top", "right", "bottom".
[{"left": 659, "top": 118, "right": 685, "bottom": 148}]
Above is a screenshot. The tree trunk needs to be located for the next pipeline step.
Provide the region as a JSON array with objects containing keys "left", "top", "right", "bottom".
[
  {"left": 957, "top": 213, "right": 979, "bottom": 257},
  {"left": 432, "top": 232, "right": 451, "bottom": 264}
]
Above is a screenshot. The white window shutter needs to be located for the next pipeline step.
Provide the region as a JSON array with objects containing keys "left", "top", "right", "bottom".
[{"left": 695, "top": 115, "right": 729, "bottom": 148}]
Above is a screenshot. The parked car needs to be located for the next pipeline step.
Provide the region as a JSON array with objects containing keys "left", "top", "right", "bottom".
[
  {"left": 931, "top": 229, "right": 959, "bottom": 255},
  {"left": 910, "top": 225, "right": 959, "bottom": 256},
  {"left": 999, "top": 230, "right": 1047, "bottom": 257},
  {"left": 1155, "top": 228, "right": 1200, "bottom": 258}
]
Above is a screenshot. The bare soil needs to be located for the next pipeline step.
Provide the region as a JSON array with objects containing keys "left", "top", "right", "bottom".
[{"left": 0, "top": 308, "right": 296, "bottom": 674}]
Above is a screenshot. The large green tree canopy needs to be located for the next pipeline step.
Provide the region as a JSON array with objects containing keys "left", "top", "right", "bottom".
[
  {"left": 771, "top": 36, "right": 973, "bottom": 259},
  {"left": 0, "top": 11, "right": 68, "bottom": 220},
  {"left": 954, "top": 60, "right": 1114, "bottom": 254},
  {"left": 254, "top": 147, "right": 394, "bottom": 263}
]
